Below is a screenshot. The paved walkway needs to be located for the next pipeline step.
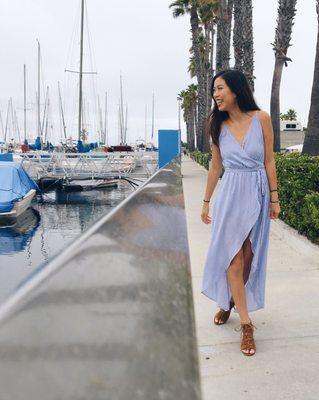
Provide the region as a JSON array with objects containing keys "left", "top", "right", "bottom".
[{"left": 181, "top": 155, "right": 319, "bottom": 400}]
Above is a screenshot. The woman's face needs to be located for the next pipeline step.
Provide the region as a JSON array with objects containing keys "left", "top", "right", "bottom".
[{"left": 213, "top": 77, "right": 236, "bottom": 112}]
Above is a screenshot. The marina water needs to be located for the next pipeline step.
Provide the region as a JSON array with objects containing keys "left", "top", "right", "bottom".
[{"left": 0, "top": 181, "right": 137, "bottom": 303}]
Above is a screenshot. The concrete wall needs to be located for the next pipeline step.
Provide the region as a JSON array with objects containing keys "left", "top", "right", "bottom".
[
  {"left": 280, "top": 130, "right": 305, "bottom": 149},
  {"left": 0, "top": 156, "right": 201, "bottom": 400}
]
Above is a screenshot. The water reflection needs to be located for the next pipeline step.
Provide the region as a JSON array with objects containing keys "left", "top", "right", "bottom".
[
  {"left": 0, "top": 181, "right": 136, "bottom": 302},
  {"left": 0, "top": 208, "right": 40, "bottom": 255}
]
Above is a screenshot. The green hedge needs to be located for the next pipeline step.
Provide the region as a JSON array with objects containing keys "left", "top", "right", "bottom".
[
  {"left": 189, "top": 150, "right": 211, "bottom": 170},
  {"left": 275, "top": 152, "right": 319, "bottom": 243},
  {"left": 189, "top": 150, "right": 319, "bottom": 244}
]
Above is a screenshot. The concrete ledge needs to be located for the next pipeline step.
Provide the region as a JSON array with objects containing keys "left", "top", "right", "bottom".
[{"left": 0, "top": 156, "right": 201, "bottom": 400}]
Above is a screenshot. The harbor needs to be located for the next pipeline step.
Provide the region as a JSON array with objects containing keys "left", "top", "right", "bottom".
[
  {"left": 0, "top": 152, "right": 158, "bottom": 303},
  {"left": 0, "top": 0, "right": 160, "bottom": 299}
]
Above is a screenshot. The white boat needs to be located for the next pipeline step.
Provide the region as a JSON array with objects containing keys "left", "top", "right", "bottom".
[
  {"left": 0, "top": 161, "right": 39, "bottom": 223},
  {"left": 0, "top": 189, "right": 36, "bottom": 220}
]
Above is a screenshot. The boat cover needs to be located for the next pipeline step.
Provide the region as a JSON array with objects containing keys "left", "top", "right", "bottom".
[{"left": 0, "top": 162, "right": 39, "bottom": 213}]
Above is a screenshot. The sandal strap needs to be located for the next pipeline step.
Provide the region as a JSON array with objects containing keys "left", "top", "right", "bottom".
[
  {"left": 234, "top": 321, "right": 258, "bottom": 332},
  {"left": 234, "top": 321, "right": 257, "bottom": 352}
]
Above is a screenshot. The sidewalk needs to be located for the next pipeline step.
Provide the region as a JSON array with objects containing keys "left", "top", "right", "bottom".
[{"left": 181, "top": 155, "right": 319, "bottom": 400}]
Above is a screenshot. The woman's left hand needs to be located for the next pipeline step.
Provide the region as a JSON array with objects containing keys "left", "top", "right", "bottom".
[{"left": 270, "top": 202, "right": 280, "bottom": 219}]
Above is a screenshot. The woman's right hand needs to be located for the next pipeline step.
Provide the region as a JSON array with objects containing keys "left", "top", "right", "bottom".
[{"left": 201, "top": 203, "right": 212, "bottom": 224}]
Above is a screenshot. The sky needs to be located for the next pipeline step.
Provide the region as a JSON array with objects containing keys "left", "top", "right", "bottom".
[{"left": 0, "top": 0, "right": 317, "bottom": 145}]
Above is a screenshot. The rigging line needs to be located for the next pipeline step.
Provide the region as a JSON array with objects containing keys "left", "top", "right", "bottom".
[
  {"left": 15, "top": 110, "right": 21, "bottom": 144},
  {"left": 64, "top": 0, "right": 81, "bottom": 71},
  {"left": 4, "top": 99, "right": 10, "bottom": 142},
  {"left": 39, "top": 46, "right": 46, "bottom": 111}
]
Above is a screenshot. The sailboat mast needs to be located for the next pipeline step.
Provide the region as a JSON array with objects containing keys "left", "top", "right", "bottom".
[
  {"left": 58, "top": 81, "right": 67, "bottom": 140},
  {"left": 119, "top": 74, "right": 125, "bottom": 144},
  {"left": 44, "top": 88, "right": 50, "bottom": 143},
  {"left": 118, "top": 102, "right": 121, "bottom": 144},
  {"left": 23, "top": 64, "right": 27, "bottom": 141},
  {"left": 4, "top": 99, "right": 10, "bottom": 142},
  {"left": 97, "top": 95, "right": 103, "bottom": 143},
  {"left": 104, "top": 91, "right": 108, "bottom": 145},
  {"left": 124, "top": 104, "right": 128, "bottom": 144},
  {"left": 178, "top": 99, "right": 181, "bottom": 132},
  {"left": 37, "top": 39, "right": 41, "bottom": 140},
  {"left": 0, "top": 111, "right": 4, "bottom": 141},
  {"left": 9, "top": 99, "right": 15, "bottom": 141},
  {"left": 41, "top": 86, "right": 49, "bottom": 135},
  {"left": 145, "top": 104, "right": 147, "bottom": 145},
  {"left": 78, "top": 0, "right": 85, "bottom": 141},
  {"left": 151, "top": 92, "right": 154, "bottom": 141},
  {"left": 15, "top": 110, "right": 21, "bottom": 144}
]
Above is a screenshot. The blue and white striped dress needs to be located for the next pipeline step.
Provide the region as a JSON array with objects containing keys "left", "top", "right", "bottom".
[{"left": 202, "top": 111, "right": 271, "bottom": 312}]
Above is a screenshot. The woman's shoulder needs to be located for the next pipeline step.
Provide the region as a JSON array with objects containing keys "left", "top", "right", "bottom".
[{"left": 256, "top": 110, "right": 271, "bottom": 122}]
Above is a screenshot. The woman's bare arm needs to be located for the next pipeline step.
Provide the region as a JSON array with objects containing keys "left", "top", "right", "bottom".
[
  {"left": 259, "top": 111, "right": 279, "bottom": 194},
  {"left": 203, "top": 143, "right": 223, "bottom": 202},
  {"left": 259, "top": 110, "right": 281, "bottom": 218},
  {"left": 201, "top": 143, "right": 223, "bottom": 224}
]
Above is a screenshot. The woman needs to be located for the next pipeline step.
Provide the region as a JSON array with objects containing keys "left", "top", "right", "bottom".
[{"left": 201, "top": 69, "right": 280, "bottom": 356}]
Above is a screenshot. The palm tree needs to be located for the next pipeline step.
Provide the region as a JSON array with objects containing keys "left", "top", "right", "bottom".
[
  {"left": 170, "top": 1, "right": 206, "bottom": 151},
  {"left": 199, "top": 0, "right": 220, "bottom": 117},
  {"left": 178, "top": 84, "right": 198, "bottom": 150},
  {"left": 170, "top": 0, "right": 218, "bottom": 153},
  {"left": 233, "top": 0, "right": 254, "bottom": 91},
  {"left": 216, "top": 0, "right": 234, "bottom": 73},
  {"left": 270, "top": 0, "right": 297, "bottom": 152},
  {"left": 302, "top": 1, "right": 319, "bottom": 155},
  {"left": 281, "top": 109, "right": 297, "bottom": 121}
]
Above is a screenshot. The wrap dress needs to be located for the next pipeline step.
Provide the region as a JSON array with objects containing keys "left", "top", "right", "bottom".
[{"left": 201, "top": 110, "right": 271, "bottom": 313}]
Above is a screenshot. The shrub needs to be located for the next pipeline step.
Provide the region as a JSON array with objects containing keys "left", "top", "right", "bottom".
[{"left": 275, "top": 152, "right": 319, "bottom": 243}]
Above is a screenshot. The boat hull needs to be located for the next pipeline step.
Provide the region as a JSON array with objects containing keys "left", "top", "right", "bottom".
[{"left": 0, "top": 189, "right": 36, "bottom": 221}]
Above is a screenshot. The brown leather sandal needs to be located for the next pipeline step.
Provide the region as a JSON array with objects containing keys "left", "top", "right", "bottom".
[
  {"left": 235, "top": 320, "right": 257, "bottom": 356},
  {"left": 214, "top": 299, "right": 235, "bottom": 325}
]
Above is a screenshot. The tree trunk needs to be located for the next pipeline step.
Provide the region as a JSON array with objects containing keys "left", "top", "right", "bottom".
[
  {"left": 233, "top": 0, "right": 254, "bottom": 91},
  {"left": 270, "top": 57, "right": 284, "bottom": 152},
  {"left": 303, "top": 0, "right": 319, "bottom": 155},
  {"left": 241, "top": 0, "right": 254, "bottom": 92},
  {"left": 195, "top": 101, "right": 199, "bottom": 150},
  {"left": 206, "top": 22, "right": 215, "bottom": 123},
  {"left": 216, "top": 0, "right": 233, "bottom": 73},
  {"left": 186, "top": 119, "right": 191, "bottom": 150},
  {"left": 190, "top": 5, "right": 210, "bottom": 153},
  {"left": 270, "top": 0, "right": 297, "bottom": 153},
  {"left": 233, "top": 0, "right": 244, "bottom": 70},
  {"left": 189, "top": 105, "right": 196, "bottom": 151}
]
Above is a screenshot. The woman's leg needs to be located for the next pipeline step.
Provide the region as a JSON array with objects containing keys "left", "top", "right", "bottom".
[
  {"left": 227, "top": 237, "right": 256, "bottom": 355},
  {"left": 227, "top": 236, "right": 252, "bottom": 324}
]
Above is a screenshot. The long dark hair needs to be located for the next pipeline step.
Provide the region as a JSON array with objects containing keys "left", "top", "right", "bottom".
[{"left": 206, "top": 69, "right": 260, "bottom": 147}]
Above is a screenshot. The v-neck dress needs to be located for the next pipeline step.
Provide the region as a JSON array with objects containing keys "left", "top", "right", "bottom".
[{"left": 201, "top": 111, "right": 271, "bottom": 312}]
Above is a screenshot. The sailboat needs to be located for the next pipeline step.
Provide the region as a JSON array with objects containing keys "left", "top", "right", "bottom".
[
  {"left": 64, "top": 0, "right": 100, "bottom": 153},
  {"left": 111, "top": 74, "right": 132, "bottom": 152}
]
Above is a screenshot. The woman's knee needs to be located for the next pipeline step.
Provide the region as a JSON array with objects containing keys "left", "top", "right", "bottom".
[{"left": 227, "top": 251, "right": 244, "bottom": 277}]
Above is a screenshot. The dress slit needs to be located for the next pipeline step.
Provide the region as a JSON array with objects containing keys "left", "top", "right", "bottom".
[{"left": 224, "top": 214, "right": 259, "bottom": 311}]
